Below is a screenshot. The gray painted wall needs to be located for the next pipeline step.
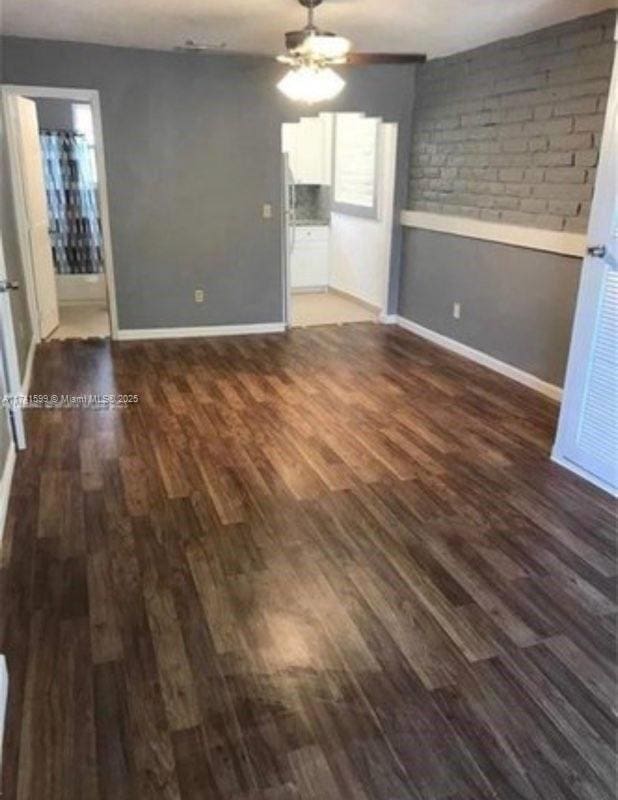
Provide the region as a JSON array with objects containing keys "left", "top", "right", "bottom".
[
  {"left": 409, "top": 9, "right": 615, "bottom": 232},
  {"left": 399, "top": 228, "right": 581, "bottom": 385},
  {"left": 399, "top": 10, "right": 616, "bottom": 386},
  {"left": 1, "top": 37, "right": 415, "bottom": 327}
]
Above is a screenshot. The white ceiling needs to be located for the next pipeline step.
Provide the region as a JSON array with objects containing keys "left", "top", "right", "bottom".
[{"left": 2, "top": 0, "right": 613, "bottom": 59}]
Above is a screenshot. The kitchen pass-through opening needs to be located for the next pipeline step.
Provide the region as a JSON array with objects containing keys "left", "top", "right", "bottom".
[{"left": 281, "top": 112, "right": 398, "bottom": 328}]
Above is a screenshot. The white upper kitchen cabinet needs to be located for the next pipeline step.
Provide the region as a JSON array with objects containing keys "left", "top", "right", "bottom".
[{"left": 282, "top": 114, "right": 332, "bottom": 185}]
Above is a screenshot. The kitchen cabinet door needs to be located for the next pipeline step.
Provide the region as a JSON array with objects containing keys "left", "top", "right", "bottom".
[
  {"left": 296, "top": 118, "right": 323, "bottom": 184},
  {"left": 291, "top": 228, "right": 330, "bottom": 288},
  {"left": 282, "top": 117, "right": 332, "bottom": 185}
]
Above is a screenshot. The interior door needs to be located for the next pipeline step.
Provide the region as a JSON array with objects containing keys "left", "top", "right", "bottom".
[
  {"left": 0, "top": 234, "right": 26, "bottom": 450},
  {"left": 8, "top": 95, "right": 59, "bottom": 338},
  {"left": 552, "top": 36, "right": 617, "bottom": 493}
]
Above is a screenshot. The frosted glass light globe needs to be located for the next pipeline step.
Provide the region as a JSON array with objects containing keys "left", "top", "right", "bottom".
[{"left": 277, "top": 66, "right": 345, "bottom": 104}]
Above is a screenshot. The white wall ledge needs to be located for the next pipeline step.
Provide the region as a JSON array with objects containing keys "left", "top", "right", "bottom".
[{"left": 400, "top": 210, "right": 587, "bottom": 258}]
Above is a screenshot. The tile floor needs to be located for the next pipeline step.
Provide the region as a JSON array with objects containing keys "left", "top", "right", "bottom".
[
  {"left": 47, "top": 303, "right": 110, "bottom": 340},
  {"left": 291, "top": 290, "right": 377, "bottom": 327}
]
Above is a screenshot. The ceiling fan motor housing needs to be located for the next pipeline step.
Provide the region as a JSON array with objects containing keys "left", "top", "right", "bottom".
[{"left": 281, "top": 0, "right": 426, "bottom": 66}]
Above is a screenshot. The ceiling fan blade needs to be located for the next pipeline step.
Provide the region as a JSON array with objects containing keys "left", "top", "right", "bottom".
[
  {"left": 285, "top": 30, "right": 309, "bottom": 51},
  {"left": 346, "top": 52, "right": 426, "bottom": 65}
]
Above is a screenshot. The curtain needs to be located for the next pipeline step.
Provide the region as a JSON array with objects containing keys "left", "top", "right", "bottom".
[{"left": 40, "top": 130, "right": 104, "bottom": 274}]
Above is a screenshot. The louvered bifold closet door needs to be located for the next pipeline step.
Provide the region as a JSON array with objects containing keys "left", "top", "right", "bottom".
[
  {"left": 552, "top": 29, "right": 617, "bottom": 493},
  {"left": 570, "top": 268, "right": 618, "bottom": 484}
]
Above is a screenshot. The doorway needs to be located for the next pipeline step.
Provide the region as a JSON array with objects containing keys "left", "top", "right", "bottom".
[
  {"left": 281, "top": 112, "right": 397, "bottom": 328},
  {"left": 2, "top": 86, "right": 118, "bottom": 342}
]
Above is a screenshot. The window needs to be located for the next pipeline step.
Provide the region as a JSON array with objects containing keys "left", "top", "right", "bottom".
[
  {"left": 332, "top": 113, "right": 380, "bottom": 219},
  {"left": 72, "top": 102, "right": 98, "bottom": 183}
]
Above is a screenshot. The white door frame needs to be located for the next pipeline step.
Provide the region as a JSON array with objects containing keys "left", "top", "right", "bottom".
[
  {"left": 0, "top": 233, "right": 26, "bottom": 450},
  {"left": 1, "top": 84, "right": 119, "bottom": 340},
  {"left": 281, "top": 152, "right": 293, "bottom": 328},
  {"left": 280, "top": 113, "right": 398, "bottom": 323},
  {"left": 379, "top": 121, "right": 398, "bottom": 320}
]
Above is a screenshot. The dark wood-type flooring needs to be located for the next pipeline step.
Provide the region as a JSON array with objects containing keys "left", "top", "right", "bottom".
[{"left": 1, "top": 323, "right": 616, "bottom": 799}]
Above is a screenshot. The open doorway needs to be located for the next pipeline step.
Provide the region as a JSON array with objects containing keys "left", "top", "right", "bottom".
[
  {"left": 3, "top": 86, "right": 117, "bottom": 342},
  {"left": 282, "top": 112, "right": 397, "bottom": 328}
]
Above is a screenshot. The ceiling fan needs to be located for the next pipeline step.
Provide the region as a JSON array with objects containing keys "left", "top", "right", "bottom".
[
  {"left": 278, "top": 0, "right": 426, "bottom": 67},
  {"left": 276, "top": 0, "right": 425, "bottom": 102}
]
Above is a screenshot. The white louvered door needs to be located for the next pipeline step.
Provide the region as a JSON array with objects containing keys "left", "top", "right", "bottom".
[{"left": 553, "top": 30, "right": 618, "bottom": 493}]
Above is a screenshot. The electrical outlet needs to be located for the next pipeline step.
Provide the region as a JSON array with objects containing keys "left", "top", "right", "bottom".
[
  {"left": 194, "top": 289, "right": 204, "bottom": 304},
  {"left": 262, "top": 203, "right": 273, "bottom": 219},
  {"left": 453, "top": 302, "right": 461, "bottom": 320}
]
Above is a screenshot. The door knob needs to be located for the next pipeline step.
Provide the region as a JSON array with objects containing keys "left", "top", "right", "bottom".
[
  {"left": 587, "top": 245, "right": 606, "bottom": 258},
  {"left": 0, "top": 280, "right": 19, "bottom": 293}
]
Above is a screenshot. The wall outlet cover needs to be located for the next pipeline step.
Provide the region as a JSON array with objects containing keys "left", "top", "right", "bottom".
[
  {"left": 453, "top": 302, "right": 461, "bottom": 319},
  {"left": 194, "top": 289, "right": 204, "bottom": 303}
]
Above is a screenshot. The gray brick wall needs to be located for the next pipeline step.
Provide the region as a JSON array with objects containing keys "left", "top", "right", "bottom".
[{"left": 408, "top": 10, "right": 616, "bottom": 232}]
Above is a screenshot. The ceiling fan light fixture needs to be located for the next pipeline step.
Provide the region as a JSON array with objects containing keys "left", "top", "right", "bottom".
[
  {"left": 276, "top": 0, "right": 425, "bottom": 100},
  {"left": 277, "top": 65, "right": 345, "bottom": 104},
  {"left": 297, "top": 33, "right": 351, "bottom": 60}
]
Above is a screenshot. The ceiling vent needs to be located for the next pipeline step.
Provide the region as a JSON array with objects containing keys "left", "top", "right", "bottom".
[{"left": 174, "top": 39, "right": 227, "bottom": 52}]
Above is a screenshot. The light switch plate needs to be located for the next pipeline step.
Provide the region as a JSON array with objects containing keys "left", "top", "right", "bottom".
[
  {"left": 262, "top": 203, "right": 273, "bottom": 219},
  {"left": 194, "top": 289, "right": 204, "bottom": 303}
]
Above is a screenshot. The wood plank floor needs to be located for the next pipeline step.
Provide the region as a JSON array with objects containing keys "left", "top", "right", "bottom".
[{"left": 1, "top": 323, "right": 616, "bottom": 800}]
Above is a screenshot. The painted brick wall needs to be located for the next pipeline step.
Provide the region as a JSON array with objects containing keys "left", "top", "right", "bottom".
[{"left": 408, "top": 10, "right": 616, "bottom": 232}]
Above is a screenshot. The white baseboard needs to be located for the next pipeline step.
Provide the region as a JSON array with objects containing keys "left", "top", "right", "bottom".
[
  {"left": 379, "top": 313, "right": 398, "bottom": 324},
  {"left": 0, "top": 441, "right": 16, "bottom": 544},
  {"left": 394, "top": 315, "right": 562, "bottom": 401},
  {"left": 0, "top": 339, "right": 33, "bottom": 544},
  {"left": 116, "top": 322, "right": 286, "bottom": 341},
  {"left": 0, "top": 653, "right": 7, "bottom": 775},
  {"left": 291, "top": 286, "right": 328, "bottom": 294},
  {"left": 328, "top": 285, "right": 381, "bottom": 312},
  {"left": 551, "top": 451, "right": 617, "bottom": 497},
  {"left": 59, "top": 299, "right": 108, "bottom": 307}
]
